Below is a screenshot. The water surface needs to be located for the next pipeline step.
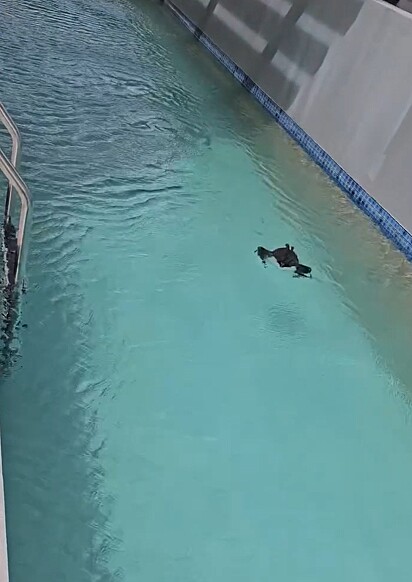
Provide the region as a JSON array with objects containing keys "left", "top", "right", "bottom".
[{"left": 1, "top": 1, "right": 412, "bottom": 581}]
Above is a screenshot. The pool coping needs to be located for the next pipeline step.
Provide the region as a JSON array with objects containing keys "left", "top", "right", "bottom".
[
  {"left": 165, "top": 0, "right": 412, "bottom": 262},
  {"left": 0, "top": 437, "right": 8, "bottom": 582}
]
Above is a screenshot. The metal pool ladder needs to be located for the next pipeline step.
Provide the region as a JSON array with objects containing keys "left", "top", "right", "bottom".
[{"left": 0, "top": 102, "right": 31, "bottom": 289}]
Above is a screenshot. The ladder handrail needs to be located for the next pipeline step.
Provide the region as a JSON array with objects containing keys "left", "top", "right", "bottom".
[
  {"left": 0, "top": 103, "right": 21, "bottom": 220},
  {"left": 0, "top": 148, "right": 31, "bottom": 282}
]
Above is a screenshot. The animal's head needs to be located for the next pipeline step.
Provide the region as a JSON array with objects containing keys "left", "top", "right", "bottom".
[{"left": 255, "top": 246, "right": 271, "bottom": 260}]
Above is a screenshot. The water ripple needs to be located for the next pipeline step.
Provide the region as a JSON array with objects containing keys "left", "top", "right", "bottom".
[{"left": 3, "top": 0, "right": 412, "bottom": 581}]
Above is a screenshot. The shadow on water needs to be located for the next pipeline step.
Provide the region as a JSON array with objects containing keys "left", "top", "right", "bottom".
[
  {"left": 246, "top": 117, "right": 412, "bottom": 406},
  {"left": 0, "top": 287, "right": 121, "bottom": 582},
  {"left": 144, "top": 0, "right": 412, "bottom": 405}
]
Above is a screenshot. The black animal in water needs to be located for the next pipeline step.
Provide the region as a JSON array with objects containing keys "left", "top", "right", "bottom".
[
  {"left": 255, "top": 244, "right": 297, "bottom": 267},
  {"left": 255, "top": 244, "right": 312, "bottom": 278},
  {"left": 273, "top": 244, "right": 299, "bottom": 268}
]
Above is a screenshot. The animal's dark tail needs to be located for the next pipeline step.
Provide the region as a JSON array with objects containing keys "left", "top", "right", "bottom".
[{"left": 294, "top": 264, "right": 312, "bottom": 277}]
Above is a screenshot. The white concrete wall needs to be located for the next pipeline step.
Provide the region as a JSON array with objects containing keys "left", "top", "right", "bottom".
[
  {"left": 290, "top": 0, "right": 412, "bottom": 233},
  {"left": 171, "top": 0, "right": 412, "bottom": 235}
]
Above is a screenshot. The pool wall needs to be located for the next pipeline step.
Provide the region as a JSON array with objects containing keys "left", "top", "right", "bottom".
[{"left": 164, "top": 0, "right": 412, "bottom": 259}]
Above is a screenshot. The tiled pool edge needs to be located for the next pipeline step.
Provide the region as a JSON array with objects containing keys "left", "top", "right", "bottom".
[{"left": 165, "top": 0, "right": 412, "bottom": 262}]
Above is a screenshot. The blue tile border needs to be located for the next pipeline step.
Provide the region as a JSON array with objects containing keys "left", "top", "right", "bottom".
[{"left": 166, "top": 1, "right": 412, "bottom": 261}]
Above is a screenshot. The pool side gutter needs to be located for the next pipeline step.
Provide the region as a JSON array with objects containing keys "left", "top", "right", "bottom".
[{"left": 164, "top": 0, "right": 412, "bottom": 262}]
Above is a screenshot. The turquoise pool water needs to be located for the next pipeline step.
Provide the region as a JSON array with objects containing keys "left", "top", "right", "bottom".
[{"left": 2, "top": 0, "right": 412, "bottom": 580}]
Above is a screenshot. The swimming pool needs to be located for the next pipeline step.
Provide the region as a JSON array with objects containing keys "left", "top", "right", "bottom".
[{"left": 2, "top": 0, "right": 412, "bottom": 580}]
